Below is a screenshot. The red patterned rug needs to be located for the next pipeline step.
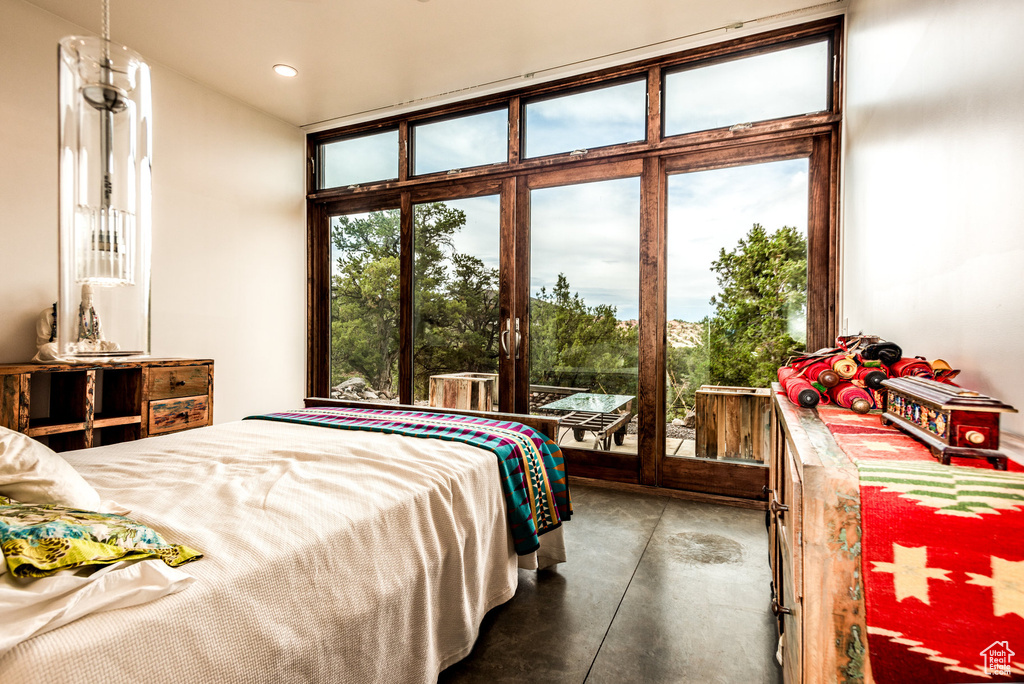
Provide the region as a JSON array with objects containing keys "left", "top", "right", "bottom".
[{"left": 816, "top": 406, "right": 1024, "bottom": 681}]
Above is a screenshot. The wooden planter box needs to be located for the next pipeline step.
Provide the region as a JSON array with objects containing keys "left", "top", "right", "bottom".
[
  {"left": 428, "top": 372, "right": 496, "bottom": 412},
  {"left": 695, "top": 385, "right": 772, "bottom": 462}
]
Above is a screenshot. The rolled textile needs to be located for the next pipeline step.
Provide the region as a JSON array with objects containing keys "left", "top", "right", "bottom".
[
  {"left": 854, "top": 364, "right": 888, "bottom": 390},
  {"left": 792, "top": 358, "right": 840, "bottom": 388},
  {"left": 828, "top": 381, "right": 874, "bottom": 414},
  {"left": 889, "top": 357, "right": 933, "bottom": 379},
  {"left": 930, "top": 359, "right": 961, "bottom": 385},
  {"left": 861, "top": 341, "right": 903, "bottom": 366},
  {"left": 778, "top": 367, "right": 821, "bottom": 408},
  {"left": 829, "top": 355, "right": 859, "bottom": 379}
]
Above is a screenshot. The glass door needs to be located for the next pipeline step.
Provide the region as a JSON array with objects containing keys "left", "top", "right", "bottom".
[
  {"left": 412, "top": 194, "right": 503, "bottom": 412},
  {"left": 661, "top": 155, "right": 810, "bottom": 495},
  {"left": 521, "top": 166, "right": 642, "bottom": 469},
  {"left": 327, "top": 208, "right": 402, "bottom": 402}
]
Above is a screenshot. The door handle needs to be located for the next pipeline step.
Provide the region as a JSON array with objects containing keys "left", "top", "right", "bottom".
[
  {"left": 500, "top": 318, "right": 511, "bottom": 359},
  {"left": 514, "top": 317, "right": 521, "bottom": 360}
]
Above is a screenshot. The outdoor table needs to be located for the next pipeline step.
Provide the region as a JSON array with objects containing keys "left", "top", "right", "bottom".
[{"left": 537, "top": 392, "right": 635, "bottom": 450}]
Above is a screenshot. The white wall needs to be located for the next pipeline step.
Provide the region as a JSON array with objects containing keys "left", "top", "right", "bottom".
[
  {"left": 0, "top": 0, "right": 307, "bottom": 422},
  {"left": 843, "top": 0, "right": 1024, "bottom": 434}
]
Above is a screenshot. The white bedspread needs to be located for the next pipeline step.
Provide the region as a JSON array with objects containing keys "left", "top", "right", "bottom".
[{"left": 0, "top": 420, "right": 524, "bottom": 683}]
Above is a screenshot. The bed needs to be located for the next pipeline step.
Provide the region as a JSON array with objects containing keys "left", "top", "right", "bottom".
[{"left": 0, "top": 400, "right": 569, "bottom": 683}]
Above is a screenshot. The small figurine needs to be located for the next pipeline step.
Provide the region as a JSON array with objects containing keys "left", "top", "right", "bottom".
[
  {"left": 73, "top": 284, "right": 119, "bottom": 355},
  {"left": 31, "top": 303, "right": 66, "bottom": 363}
]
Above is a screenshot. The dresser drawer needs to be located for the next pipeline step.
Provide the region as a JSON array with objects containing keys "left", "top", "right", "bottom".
[
  {"left": 149, "top": 365, "right": 210, "bottom": 401},
  {"left": 149, "top": 396, "right": 209, "bottom": 435}
]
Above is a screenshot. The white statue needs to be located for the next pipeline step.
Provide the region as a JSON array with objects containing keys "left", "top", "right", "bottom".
[
  {"left": 31, "top": 285, "right": 120, "bottom": 363},
  {"left": 31, "top": 304, "right": 66, "bottom": 363},
  {"left": 74, "top": 284, "right": 119, "bottom": 354}
]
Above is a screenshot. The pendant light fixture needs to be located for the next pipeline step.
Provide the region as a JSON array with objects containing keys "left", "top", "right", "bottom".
[{"left": 57, "top": 0, "right": 152, "bottom": 358}]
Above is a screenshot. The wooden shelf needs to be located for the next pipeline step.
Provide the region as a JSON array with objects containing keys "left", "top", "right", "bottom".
[
  {"left": 0, "top": 359, "right": 213, "bottom": 452},
  {"left": 93, "top": 414, "right": 143, "bottom": 428},
  {"left": 26, "top": 421, "right": 87, "bottom": 437}
]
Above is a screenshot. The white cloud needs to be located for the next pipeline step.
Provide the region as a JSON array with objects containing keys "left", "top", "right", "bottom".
[
  {"left": 531, "top": 177, "right": 641, "bottom": 319},
  {"left": 667, "top": 159, "right": 809, "bottom": 321},
  {"left": 664, "top": 41, "right": 829, "bottom": 135},
  {"left": 414, "top": 109, "right": 508, "bottom": 175},
  {"left": 525, "top": 80, "right": 647, "bottom": 158}
]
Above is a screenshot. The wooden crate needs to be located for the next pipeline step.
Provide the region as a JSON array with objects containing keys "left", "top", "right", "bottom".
[
  {"left": 428, "top": 372, "right": 496, "bottom": 412},
  {"left": 695, "top": 385, "right": 772, "bottom": 462}
]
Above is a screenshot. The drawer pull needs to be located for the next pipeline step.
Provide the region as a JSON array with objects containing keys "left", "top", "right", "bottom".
[
  {"left": 769, "top": 497, "right": 789, "bottom": 515},
  {"left": 174, "top": 380, "right": 186, "bottom": 387},
  {"left": 771, "top": 599, "right": 793, "bottom": 616}
]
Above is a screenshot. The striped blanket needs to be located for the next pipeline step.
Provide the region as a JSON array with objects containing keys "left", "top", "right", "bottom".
[{"left": 245, "top": 407, "right": 571, "bottom": 555}]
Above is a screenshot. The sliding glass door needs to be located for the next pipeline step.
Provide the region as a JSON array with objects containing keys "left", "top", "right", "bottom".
[
  {"left": 412, "top": 194, "right": 502, "bottom": 411},
  {"left": 659, "top": 147, "right": 815, "bottom": 496},
  {"left": 525, "top": 174, "right": 641, "bottom": 455},
  {"left": 328, "top": 208, "right": 402, "bottom": 401}
]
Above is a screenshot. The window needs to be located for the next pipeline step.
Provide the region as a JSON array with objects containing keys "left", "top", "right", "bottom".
[
  {"left": 529, "top": 177, "right": 640, "bottom": 453},
  {"left": 308, "top": 18, "right": 842, "bottom": 492},
  {"left": 665, "top": 159, "right": 809, "bottom": 458},
  {"left": 328, "top": 208, "right": 401, "bottom": 398},
  {"left": 412, "top": 109, "right": 508, "bottom": 175},
  {"left": 663, "top": 40, "right": 830, "bottom": 136},
  {"left": 320, "top": 129, "right": 399, "bottom": 189},
  {"left": 413, "top": 195, "right": 501, "bottom": 403},
  {"left": 523, "top": 79, "right": 647, "bottom": 158}
]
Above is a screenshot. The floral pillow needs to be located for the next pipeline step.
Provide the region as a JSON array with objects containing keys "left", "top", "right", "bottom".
[{"left": 0, "top": 496, "right": 202, "bottom": 579}]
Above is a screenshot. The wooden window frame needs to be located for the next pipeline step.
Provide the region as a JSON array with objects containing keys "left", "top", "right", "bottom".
[{"left": 306, "top": 17, "right": 844, "bottom": 499}]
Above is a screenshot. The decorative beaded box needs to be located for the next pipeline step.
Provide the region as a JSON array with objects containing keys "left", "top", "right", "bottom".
[{"left": 880, "top": 376, "right": 1017, "bottom": 470}]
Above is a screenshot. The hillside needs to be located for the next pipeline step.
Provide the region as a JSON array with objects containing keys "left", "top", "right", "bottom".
[{"left": 668, "top": 320, "right": 704, "bottom": 348}]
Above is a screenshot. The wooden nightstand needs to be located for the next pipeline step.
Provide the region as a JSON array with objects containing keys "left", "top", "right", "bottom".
[{"left": 0, "top": 358, "right": 213, "bottom": 452}]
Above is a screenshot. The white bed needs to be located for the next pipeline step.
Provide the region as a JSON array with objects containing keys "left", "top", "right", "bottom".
[{"left": 0, "top": 415, "right": 566, "bottom": 683}]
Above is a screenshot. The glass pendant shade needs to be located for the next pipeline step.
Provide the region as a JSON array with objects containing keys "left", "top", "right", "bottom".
[{"left": 58, "top": 36, "right": 152, "bottom": 358}]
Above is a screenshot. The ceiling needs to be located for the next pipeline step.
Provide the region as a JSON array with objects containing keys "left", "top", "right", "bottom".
[{"left": 24, "top": 0, "right": 840, "bottom": 130}]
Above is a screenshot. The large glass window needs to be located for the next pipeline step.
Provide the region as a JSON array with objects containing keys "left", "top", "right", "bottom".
[
  {"left": 413, "top": 195, "right": 501, "bottom": 408},
  {"left": 329, "top": 209, "right": 401, "bottom": 401},
  {"left": 523, "top": 79, "right": 647, "bottom": 158},
  {"left": 663, "top": 41, "right": 830, "bottom": 136},
  {"left": 665, "top": 159, "right": 808, "bottom": 458},
  {"left": 530, "top": 177, "right": 640, "bottom": 453},
  {"left": 412, "top": 109, "right": 508, "bottom": 176},
  {"left": 309, "top": 18, "right": 841, "bottom": 493},
  {"left": 321, "top": 129, "right": 400, "bottom": 189}
]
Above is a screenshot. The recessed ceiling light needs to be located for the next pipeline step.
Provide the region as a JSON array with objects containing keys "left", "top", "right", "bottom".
[{"left": 273, "top": 64, "right": 298, "bottom": 78}]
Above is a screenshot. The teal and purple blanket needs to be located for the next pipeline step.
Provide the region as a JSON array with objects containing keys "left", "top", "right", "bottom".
[{"left": 244, "top": 407, "right": 571, "bottom": 555}]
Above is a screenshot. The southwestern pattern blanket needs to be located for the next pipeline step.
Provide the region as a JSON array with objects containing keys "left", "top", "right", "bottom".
[{"left": 245, "top": 407, "right": 571, "bottom": 555}]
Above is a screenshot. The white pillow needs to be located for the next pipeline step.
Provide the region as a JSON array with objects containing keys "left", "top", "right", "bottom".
[{"left": 0, "top": 427, "right": 101, "bottom": 510}]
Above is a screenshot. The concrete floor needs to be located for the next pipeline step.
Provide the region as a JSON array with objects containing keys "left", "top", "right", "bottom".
[{"left": 439, "top": 484, "right": 781, "bottom": 684}]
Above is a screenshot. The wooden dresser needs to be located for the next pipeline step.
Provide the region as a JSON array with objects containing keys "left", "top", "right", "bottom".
[
  {"left": 0, "top": 358, "right": 213, "bottom": 452},
  {"left": 768, "top": 384, "right": 869, "bottom": 684}
]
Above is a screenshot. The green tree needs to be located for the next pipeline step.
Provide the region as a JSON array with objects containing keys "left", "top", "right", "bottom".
[
  {"left": 330, "top": 209, "right": 401, "bottom": 391},
  {"left": 330, "top": 204, "right": 502, "bottom": 398},
  {"left": 531, "top": 273, "right": 638, "bottom": 396},
  {"left": 707, "top": 223, "right": 807, "bottom": 389},
  {"left": 412, "top": 204, "right": 501, "bottom": 398}
]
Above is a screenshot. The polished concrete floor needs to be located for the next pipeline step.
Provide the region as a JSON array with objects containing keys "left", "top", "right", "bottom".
[{"left": 439, "top": 484, "right": 781, "bottom": 684}]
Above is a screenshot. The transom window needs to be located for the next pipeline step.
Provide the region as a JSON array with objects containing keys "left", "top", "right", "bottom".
[
  {"left": 663, "top": 40, "right": 831, "bottom": 136},
  {"left": 522, "top": 78, "right": 647, "bottom": 158},
  {"left": 412, "top": 108, "right": 509, "bottom": 176},
  {"left": 320, "top": 129, "right": 399, "bottom": 189}
]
